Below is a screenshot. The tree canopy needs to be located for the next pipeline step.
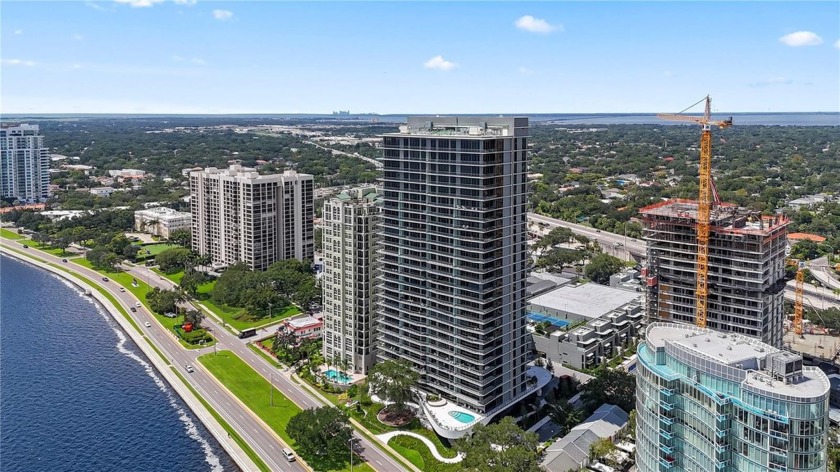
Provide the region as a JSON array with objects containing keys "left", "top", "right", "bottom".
[
  {"left": 367, "top": 359, "right": 419, "bottom": 413},
  {"left": 286, "top": 407, "right": 352, "bottom": 460},
  {"left": 456, "top": 417, "right": 542, "bottom": 472},
  {"left": 584, "top": 253, "right": 625, "bottom": 284},
  {"left": 580, "top": 369, "right": 636, "bottom": 413}
]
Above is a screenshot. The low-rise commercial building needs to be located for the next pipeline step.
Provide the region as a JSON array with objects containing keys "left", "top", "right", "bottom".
[
  {"left": 90, "top": 187, "right": 116, "bottom": 197},
  {"left": 282, "top": 315, "right": 323, "bottom": 341},
  {"left": 134, "top": 206, "right": 192, "bottom": 239}
]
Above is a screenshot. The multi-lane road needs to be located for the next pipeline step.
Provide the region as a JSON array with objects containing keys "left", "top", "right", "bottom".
[
  {"left": 2, "top": 241, "right": 406, "bottom": 472},
  {"left": 527, "top": 212, "right": 840, "bottom": 309},
  {"left": 123, "top": 264, "right": 407, "bottom": 472},
  {"left": 528, "top": 212, "right": 646, "bottom": 259}
]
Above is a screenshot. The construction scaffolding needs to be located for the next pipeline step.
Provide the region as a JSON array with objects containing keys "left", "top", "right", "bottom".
[{"left": 641, "top": 199, "right": 789, "bottom": 347}]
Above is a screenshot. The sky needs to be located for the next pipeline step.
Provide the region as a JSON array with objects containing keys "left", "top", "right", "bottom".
[{"left": 1, "top": 1, "right": 839, "bottom": 114}]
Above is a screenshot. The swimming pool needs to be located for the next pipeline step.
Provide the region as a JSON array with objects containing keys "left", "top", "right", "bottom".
[
  {"left": 448, "top": 411, "right": 476, "bottom": 424},
  {"left": 528, "top": 312, "right": 570, "bottom": 328},
  {"left": 325, "top": 369, "right": 351, "bottom": 384}
]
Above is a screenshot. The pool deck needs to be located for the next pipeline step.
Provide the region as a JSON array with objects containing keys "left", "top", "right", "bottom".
[
  {"left": 419, "top": 365, "right": 554, "bottom": 439},
  {"left": 318, "top": 365, "right": 365, "bottom": 385}
]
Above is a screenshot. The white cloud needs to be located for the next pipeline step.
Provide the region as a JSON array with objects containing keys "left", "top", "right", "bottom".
[
  {"left": 835, "top": 39, "right": 840, "bottom": 49},
  {"left": 663, "top": 70, "right": 673, "bottom": 77},
  {"left": 749, "top": 77, "right": 793, "bottom": 88},
  {"left": 515, "top": 15, "right": 560, "bottom": 34},
  {"left": 423, "top": 55, "right": 457, "bottom": 71},
  {"left": 518, "top": 67, "right": 534, "bottom": 76},
  {"left": 213, "top": 9, "right": 233, "bottom": 20},
  {"left": 14, "top": 29, "right": 23, "bottom": 35},
  {"left": 72, "top": 33, "right": 84, "bottom": 41},
  {"left": 2, "top": 59, "right": 36, "bottom": 67},
  {"left": 173, "top": 0, "right": 197, "bottom": 4},
  {"left": 85, "top": 2, "right": 109, "bottom": 11},
  {"left": 190, "top": 58, "right": 207, "bottom": 65},
  {"left": 114, "top": 0, "right": 165, "bottom": 7},
  {"left": 779, "top": 31, "right": 823, "bottom": 47}
]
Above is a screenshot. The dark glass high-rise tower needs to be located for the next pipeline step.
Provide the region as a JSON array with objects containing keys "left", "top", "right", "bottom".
[{"left": 378, "top": 116, "right": 530, "bottom": 415}]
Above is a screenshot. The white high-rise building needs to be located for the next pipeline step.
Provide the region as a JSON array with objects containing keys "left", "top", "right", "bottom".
[
  {"left": 322, "top": 188, "right": 382, "bottom": 374},
  {"left": 378, "top": 117, "right": 534, "bottom": 427},
  {"left": 0, "top": 124, "right": 49, "bottom": 202},
  {"left": 189, "top": 165, "right": 314, "bottom": 271}
]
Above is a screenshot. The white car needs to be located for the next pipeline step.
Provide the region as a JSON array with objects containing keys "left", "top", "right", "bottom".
[
  {"left": 185, "top": 365, "right": 195, "bottom": 373},
  {"left": 120, "top": 287, "right": 126, "bottom": 292},
  {"left": 144, "top": 321, "right": 151, "bottom": 328},
  {"left": 136, "top": 302, "right": 142, "bottom": 308}
]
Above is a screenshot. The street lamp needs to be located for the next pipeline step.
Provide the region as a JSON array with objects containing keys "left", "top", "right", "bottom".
[{"left": 349, "top": 437, "right": 354, "bottom": 472}]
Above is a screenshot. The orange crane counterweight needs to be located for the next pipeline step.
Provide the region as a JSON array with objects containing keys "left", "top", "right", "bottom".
[{"left": 658, "top": 96, "right": 732, "bottom": 328}]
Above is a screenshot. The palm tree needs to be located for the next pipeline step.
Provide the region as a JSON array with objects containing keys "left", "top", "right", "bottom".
[
  {"left": 144, "top": 218, "right": 160, "bottom": 236},
  {"left": 547, "top": 401, "right": 583, "bottom": 436}
]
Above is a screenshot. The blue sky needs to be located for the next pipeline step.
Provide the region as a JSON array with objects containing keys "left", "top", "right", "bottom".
[{"left": 2, "top": 1, "right": 838, "bottom": 114}]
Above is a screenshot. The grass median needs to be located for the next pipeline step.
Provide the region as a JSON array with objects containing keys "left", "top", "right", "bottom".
[{"left": 198, "top": 350, "right": 374, "bottom": 472}]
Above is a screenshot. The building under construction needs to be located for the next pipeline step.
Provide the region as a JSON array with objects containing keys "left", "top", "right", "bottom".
[{"left": 641, "top": 199, "right": 789, "bottom": 347}]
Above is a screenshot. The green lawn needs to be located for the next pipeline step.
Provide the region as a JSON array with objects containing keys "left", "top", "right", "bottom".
[
  {"left": 72, "top": 258, "right": 215, "bottom": 349},
  {"left": 0, "top": 228, "right": 22, "bottom": 239},
  {"left": 136, "top": 243, "right": 179, "bottom": 259},
  {"left": 344, "top": 399, "right": 457, "bottom": 463},
  {"left": 151, "top": 268, "right": 302, "bottom": 331},
  {"left": 199, "top": 295, "right": 300, "bottom": 331},
  {"left": 198, "top": 351, "right": 372, "bottom": 472},
  {"left": 153, "top": 268, "right": 185, "bottom": 284},
  {"left": 388, "top": 436, "right": 460, "bottom": 472}
]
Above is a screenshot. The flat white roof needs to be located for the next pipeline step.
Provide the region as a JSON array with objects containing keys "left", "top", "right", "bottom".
[
  {"left": 285, "top": 316, "right": 322, "bottom": 329},
  {"left": 647, "top": 323, "right": 829, "bottom": 399},
  {"left": 529, "top": 283, "right": 641, "bottom": 319}
]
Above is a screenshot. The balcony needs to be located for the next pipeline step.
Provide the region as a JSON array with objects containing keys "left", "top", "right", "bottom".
[{"left": 659, "top": 457, "right": 676, "bottom": 469}]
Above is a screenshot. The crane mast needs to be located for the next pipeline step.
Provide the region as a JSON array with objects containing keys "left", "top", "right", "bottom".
[
  {"left": 657, "top": 96, "right": 732, "bottom": 329},
  {"left": 792, "top": 260, "right": 805, "bottom": 336}
]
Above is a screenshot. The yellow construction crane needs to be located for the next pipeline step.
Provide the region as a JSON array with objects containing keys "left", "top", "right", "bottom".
[
  {"left": 788, "top": 259, "right": 806, "bottom": 336},
  {"left": 657, "top": 96, "right": 732, "bottom": 328}
]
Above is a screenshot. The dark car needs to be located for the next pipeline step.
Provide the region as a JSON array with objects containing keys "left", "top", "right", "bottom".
[
  {"left": 102, "top": 277, "right": 109, "bottom": 282},
  {"left": 62, "top": 258, "right": 68, "bottom": 262},
  {"left": 130, "top": 307, "right": 137, "bottom": 312},
  {"left": 22, "top": 244, "right": 28, "bottom": 248}
]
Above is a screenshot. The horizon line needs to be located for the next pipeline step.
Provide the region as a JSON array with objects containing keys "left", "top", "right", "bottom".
[{"left": 2, "top": 111, "right": 839, "bottom": 117}]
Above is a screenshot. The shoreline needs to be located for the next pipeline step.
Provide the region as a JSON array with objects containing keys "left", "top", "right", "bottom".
[{"left": 0, "top": 247, "right": 258, "bottom": 472}]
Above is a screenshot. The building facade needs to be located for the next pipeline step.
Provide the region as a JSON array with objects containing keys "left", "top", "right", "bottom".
[
  {"left": 378, "top": 116, "right": 531, "bottom": 415},
  {"left": 641, "top": 200, "right": 789, "bottom": 347},
  {"left": 190, "top": 165, "right": 314, "bottom": 271},
  {"left": 134, "top": 206, "right": 192, "bottom": 239},
  {"left": 636, "top": 322, "right": 830, "bottom": 472},
  {"left": 322, "top": 188, "right": 382, "bottom": 375},
  {"left": 0, "top": 124, "right": 49, "bottom": 202}
]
